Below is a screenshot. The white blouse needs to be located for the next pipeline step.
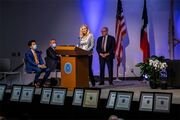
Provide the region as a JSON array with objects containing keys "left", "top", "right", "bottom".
[{"left": 79, "top": 33, "right": 94, "bottom": 52}]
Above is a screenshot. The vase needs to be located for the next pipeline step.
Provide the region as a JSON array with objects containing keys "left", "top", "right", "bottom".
[
  {"left": 149, "top": 80, "right": 158, "bottom": 89},
  {"left": 159, "top": 69, "right": 168, "bottom": 89},
  {"left": 149, "top": 71, "right": 160, "bottom": 89},
  {"left": 160, "top": 80, "right": 167, "bottom": 89}
]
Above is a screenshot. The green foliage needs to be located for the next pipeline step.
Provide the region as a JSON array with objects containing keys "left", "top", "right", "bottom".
[{"left": 136, "top": 55, "right": 167, "bottom": 83}]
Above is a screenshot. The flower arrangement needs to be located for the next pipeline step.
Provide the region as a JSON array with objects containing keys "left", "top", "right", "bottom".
[
  {"left": 149, "top": 59, "right": 167, "bottom": 71},
  {"left": 136, "top": 55, "right": 168, "bottom": 88}
]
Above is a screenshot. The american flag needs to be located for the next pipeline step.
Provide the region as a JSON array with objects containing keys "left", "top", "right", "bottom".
[{"left": 115, "top": 0, "right": 127, "bottom": 66}]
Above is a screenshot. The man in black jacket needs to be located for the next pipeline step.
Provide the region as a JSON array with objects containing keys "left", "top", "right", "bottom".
[
  {"left": 46, "top": 39, "right": 60, "bottom": 72},
  {"left": 96, "top": 27, "right": 115, "bottom": 85}
]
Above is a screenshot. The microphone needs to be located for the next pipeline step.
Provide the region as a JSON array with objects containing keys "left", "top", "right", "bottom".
[
  {"left": 77, "top": 37, "right": 81, "bottom": 47},
  {"left": 77, "top": 37, "right": 81, "bottom": 40}
]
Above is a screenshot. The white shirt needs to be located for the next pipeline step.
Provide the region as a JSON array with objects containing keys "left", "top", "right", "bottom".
[{"left": 79, "top": 33, "right": 94, "bottom": 52}]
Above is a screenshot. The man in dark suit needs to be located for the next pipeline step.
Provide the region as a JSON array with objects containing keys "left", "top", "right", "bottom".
[
  {"left": 46, "top": 39, "right": 60, "bottom": 72},
  {"left": 25, "top": 40, "right": 51, "bottom": 87},
  {"left": 96, "top": 27, "right": 115, "bottom": 85}
]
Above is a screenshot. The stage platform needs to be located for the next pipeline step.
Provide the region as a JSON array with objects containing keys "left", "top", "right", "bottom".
[{"left": 94, "top": 80, "right": 180, "bottom": 104}]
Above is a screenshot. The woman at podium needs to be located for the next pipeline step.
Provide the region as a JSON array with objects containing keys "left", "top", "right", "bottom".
[{"left": 79, "top": 24, "right": 95, "bottom": 86}]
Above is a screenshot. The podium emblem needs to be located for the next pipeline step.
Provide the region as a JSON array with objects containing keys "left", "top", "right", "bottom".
[{"left": 64, "top": 62, "right": 72, "bottom": 74}]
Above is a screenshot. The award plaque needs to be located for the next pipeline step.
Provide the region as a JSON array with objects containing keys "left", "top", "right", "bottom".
[
  {"left": 72, "top": 88, "right": 84, "bottom": 106},
  {"left": 114, "top": 91, "right": 133, "bottom": 111},
  {"left": 0, "top": 84, "right": 7, "bottom": 101},
  {"left": 40, "top": 88, "right": 52, "bottom": 104},
  {"left": 50, "top": 88, "right": 67, "bottom": 105},
  {"left": 106, "top": 91, "right": 117, "bottom": 109},
  {"left": 153, "top": 92, "right": 172, "bottom": 113},
  {"left": 10, "top": 85, "right": 22, "bottom": 102},
  {"left": 20, "top": 86, "right": 35, "bottom": 103},
  {"left": 139, "top": 92, "right": 154, "bottom": 112},
  {"left": 83, "top": 89, "right": 100, "bottom": 108}
]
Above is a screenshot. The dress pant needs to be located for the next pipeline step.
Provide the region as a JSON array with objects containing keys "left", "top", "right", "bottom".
[
  {"left": 99, "top": 55, "right": 113, "bottom": 83},
  {"left": 89, "top": 55, "right": 95, "bottom": 86},
  {"left": 30, "top": 66, "right": 51, "bottom": 85}
]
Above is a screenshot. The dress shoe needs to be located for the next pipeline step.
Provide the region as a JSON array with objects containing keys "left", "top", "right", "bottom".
[
  {"left": 99, "top": 82, "right": 104, "bottom": 85},
  {"left": 92, "top": 83, "right": 95, "bottom": 87},
  {"left": 91, "top": 81, "right": 96, "bottom": 87},
  {"left": 109, "top": 82, "right": 113, "bottom": 85}
]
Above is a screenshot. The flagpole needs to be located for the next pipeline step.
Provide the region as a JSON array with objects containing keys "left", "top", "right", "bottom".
[
  {"left": 114, "top": 63, "right": 122, "bottom": 82},
  {"left": 116, "top": 65, "right": 119, "bottom": 80},
  {"left": 168, "top": 0, "right": 180, "bottom": 56},
  {"left": 114, "top": 65, "right": 119, "bottom": 82}
]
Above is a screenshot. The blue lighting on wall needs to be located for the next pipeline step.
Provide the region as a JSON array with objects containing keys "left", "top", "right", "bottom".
[
  {"left": 80, "top": 0, "right": 105, "bottom": 35},
  {"left": 174, "top": 15, "right": 180, "bottom": 59},
  {"left": 174, "top": 1, "right": 180, "bottom": 59},
  {"left": 174, "top": 0, "right": 180, "bottom": 39},
  {"left": 177, "top": 16, "right": 180, "bottom": 38}
]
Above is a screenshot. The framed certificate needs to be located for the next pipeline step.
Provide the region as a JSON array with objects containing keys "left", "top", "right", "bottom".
[
  {"left": 106, "top": 91, "right": 117, "bottom": 109},
  {"left": 0, "top": 84, "right": 7, "bottom": 101},
  {"left": 72, "top": 88, "right": 84, "bottom": 106},
  {"left": 50, "top": 88, "right": 67, "bottom": 106},
  {"left": 20, "top": 86, "right": 35, "bottom": 103},
  {"left": 114, "top": 91, "right": 134, "bottom": 111},
  {"left": 153, "top": 92, "right": 172, "bottom": 113},
  {"left": 139, "top": 92, "right": 154, "bottom": 112},
  {"left": 82, "top": 89, "right": 101, "bottom": 108},
  {"left": 10, "top": 85, "right": 22, "bottom": 102},
  {"left": 40, "top": 88, "right": 52, "bottom": 104}
]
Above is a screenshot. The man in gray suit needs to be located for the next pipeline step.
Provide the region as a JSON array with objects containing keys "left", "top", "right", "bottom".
[{"left": 96, "top": 27, "right": 115, "bottom": 85}]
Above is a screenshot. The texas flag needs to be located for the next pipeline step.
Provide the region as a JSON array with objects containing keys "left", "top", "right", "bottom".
[{"left": 140, "top": 0, "right": 150, "bottom": 62}]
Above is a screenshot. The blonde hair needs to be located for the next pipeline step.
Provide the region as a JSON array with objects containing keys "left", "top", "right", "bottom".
[{"left": 79, "top": 24, "right": 90, "bottom": 38}]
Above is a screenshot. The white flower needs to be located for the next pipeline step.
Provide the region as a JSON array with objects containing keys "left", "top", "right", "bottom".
[
  {"left": 160, "top": 62, "right": 168, "bottom": 70},
  {"left": 163, "top": 62, "right": 168, "bottom": 67},
  {"left": 148, "top": 58, "right": 167, "bottom": 70},
  {"left": 153, "top": 60, "right": 160, "bottom": 68},
  {"left": 159, "top": 62, "right": 167, "bottom": 70},
  {"left": 149, "top": 60, "right": 153, "bottom": 66}
]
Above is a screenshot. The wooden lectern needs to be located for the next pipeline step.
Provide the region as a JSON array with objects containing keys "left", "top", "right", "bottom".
[{"left": 55, "top": 45, "right": 90, "bottom": 90}]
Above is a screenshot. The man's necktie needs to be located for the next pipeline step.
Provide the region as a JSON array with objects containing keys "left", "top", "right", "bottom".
[
  {"left": 33, "top": 51, "right": 39, "bottom": 64},
  {"left": 102, "top": 37, "right": 105, "bottom": 52}
]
